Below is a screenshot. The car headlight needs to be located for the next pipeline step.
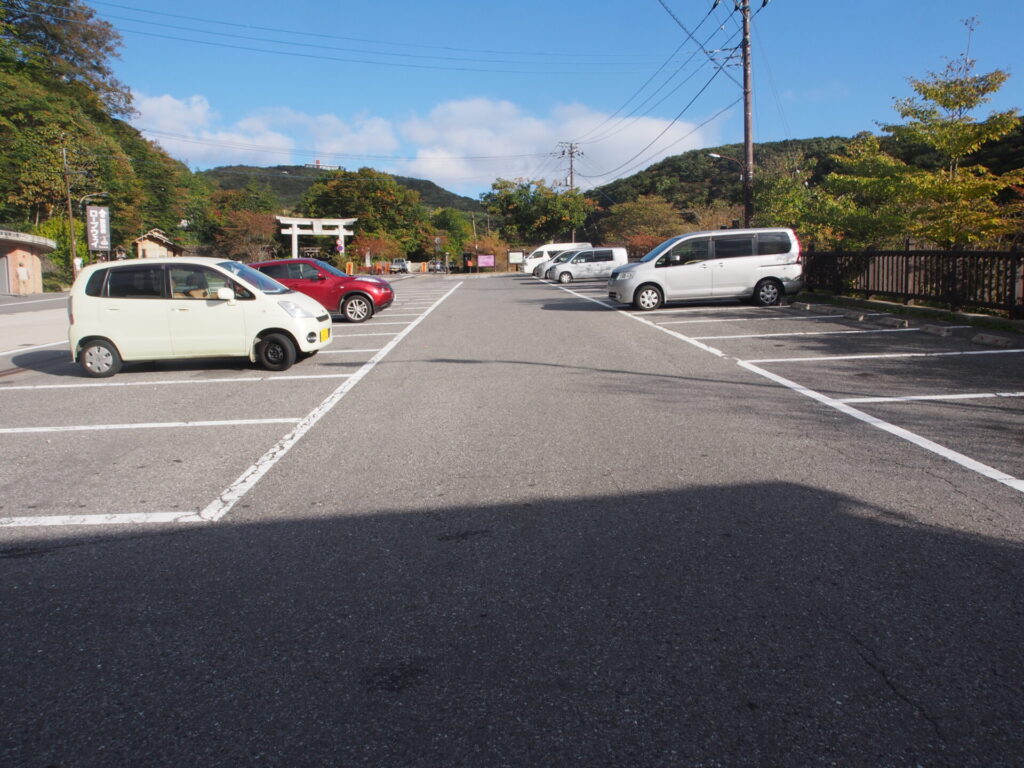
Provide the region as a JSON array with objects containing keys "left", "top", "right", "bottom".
[
  {"left": 614, "top": 272, "right": 635, "bottom": 281},
  {"left": 278, "top": 300, "right": 315, "bottom": 319}
]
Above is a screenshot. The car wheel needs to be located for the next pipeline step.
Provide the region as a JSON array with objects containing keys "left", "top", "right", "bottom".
[
  {"left": 634, "top": 285, "right": 663, "bottom": 311},
  {"left": 80, "top": 339, "right": 121, "bottom": 378},
  {"left": 753, "top": 278, "right": 783, "bottom": 306},
  {"left": 342, "top": 294, "right": 373, "bottom": 323},
  {"left": 256, "top": 333, "right": 296, "bottom": 372},
  {"left": 558, "top": 271, "right": 573, "bottom": 283}
]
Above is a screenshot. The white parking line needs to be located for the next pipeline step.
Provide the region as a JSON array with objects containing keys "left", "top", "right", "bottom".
[
  {"left": 689, "top": 328, "right": 920, "bottom": 340},
  {"left": 839, "top": 391, "right": 1024, "bottom": 404},
  {"left": 0, "top": 341, "right": 66, "bottom": 357},
  {"left": 329, "top": 332, "right": 400, "bottom": 338},
  {"left": 1, "top": 418, "right": 300, "bottom": 434},
  {"left": 0, "top": 373, "right": 351, "bottom": 392},
  {"left": 659, "top": 314, "right": 868, "bottom": 325},
  {"left": 551, "top": 280, "right": 1024, "bottom": 495},
  {"left": 0, "top": 281, "right": 464, "bottom": 528},
  {"left": 739, "top": 360, "right": 1024, "bottom": 494},
  {"left": 320, "top": 348, "right": 379, "bottom": 354},
  {"left": 746, "top": 349, "right": 1024, "bottom": 364},
  {"left": 0, "top": 297, "right": 67, "bottom": 307}
]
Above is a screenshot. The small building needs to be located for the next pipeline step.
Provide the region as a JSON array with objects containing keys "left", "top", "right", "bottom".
[
  {"left": 0, "top": 229, "right": 56, "bottom": 295},
  {"left": 133, "top": 229, "right": 183, "bottom": 259}
]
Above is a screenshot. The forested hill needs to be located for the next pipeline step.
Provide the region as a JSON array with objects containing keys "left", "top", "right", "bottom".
[
  {"left": 198, "top": 165, "right": 483, "bottom": 213},
  {"left": 588, "top": 126, "right": 1024, "bottom": 215}
]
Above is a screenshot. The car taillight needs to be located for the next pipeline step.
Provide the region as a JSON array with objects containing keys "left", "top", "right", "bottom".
[{"left": 794, "top": 232, "right": 803, "bottom": 263}]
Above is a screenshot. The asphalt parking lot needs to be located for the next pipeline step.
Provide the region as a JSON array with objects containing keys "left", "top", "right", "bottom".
[
  {"left": 0, "top": 275, "right": 457, "bottom": 526},
  {"left": 557, "top": 276, "right": 1024, "bottom": 495},
  {"left": 1, "top": 273, "right": 1022, "bottom": 766}
]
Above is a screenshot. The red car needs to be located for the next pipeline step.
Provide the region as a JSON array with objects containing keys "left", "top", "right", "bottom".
[{"left": 250, "top": 258, "right": 394, "bottom": 323}]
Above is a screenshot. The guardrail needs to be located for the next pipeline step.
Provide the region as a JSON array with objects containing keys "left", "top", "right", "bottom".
[{"left": 803, "top": 249, "right": 1024, "bottom": 319}]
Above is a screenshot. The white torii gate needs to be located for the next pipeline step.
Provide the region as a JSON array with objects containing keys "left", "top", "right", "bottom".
[{"left": 276, "top": 216, "right": 357, "bottom": 259}]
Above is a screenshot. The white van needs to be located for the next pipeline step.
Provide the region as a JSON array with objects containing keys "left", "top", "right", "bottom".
[
  {"left": 68, "top": 257, "right": 333, "bottom": 377},
  {"left": 546, "top": 247, "right": 628, "bottom": 283},
  {"left": 532, "top": 247, "right": 586, "bottom": 279},
  {"left": 607, "top": 228, "right": 802, "bottom": 309},
  {"left": 522, "top": 242, "right": 591, "bottom": 275}
]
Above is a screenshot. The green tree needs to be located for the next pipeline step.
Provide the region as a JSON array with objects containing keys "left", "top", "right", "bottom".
[
  {"left": 831, "top": 26, "right": 1022, "bottom": 248},
  {"left": 600, "top": 195, "right": 686, "bottom": 242},
  {"left": 431, "top": 207, "right": 471, "bottom": 257},
  {"left": 481, "top": 178, "right": 596, "bottom": 245},
  {"left": 299, "top": 167, "right": 428, "bottom": 256},
  {"left": 213, "top": 210, "right": 278, "bottom": 262},
  {"left": 0, "top": 0, "right": 133, "bottom": 116}
]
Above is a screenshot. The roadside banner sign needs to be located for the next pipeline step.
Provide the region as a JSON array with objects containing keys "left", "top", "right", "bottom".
[{"left": 86, "top": 205, "right": 111, "bottom": 251}]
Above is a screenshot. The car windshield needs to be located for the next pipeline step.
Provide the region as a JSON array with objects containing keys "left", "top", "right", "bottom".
[
  {"left": 219, "top": 261, "right": 291, "bottom": 295},
  {"left": 312, "top": 259, "right": 349, "bottom": 278},
  {"left": 552, "top": 250, "right": 579, "bottom": 263},
  {"left": 639, "top": 236, "right": 686, "bottom": 263}
]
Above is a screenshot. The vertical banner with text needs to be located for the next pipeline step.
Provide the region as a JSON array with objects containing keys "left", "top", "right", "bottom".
[{"left": 85, "top": 205, "right": 111, "bottom": 252}]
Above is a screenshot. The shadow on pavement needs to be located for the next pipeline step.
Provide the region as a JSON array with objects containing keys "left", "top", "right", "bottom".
[{"left": 2, "top": 482, "right": 1022, "bottom": 766}]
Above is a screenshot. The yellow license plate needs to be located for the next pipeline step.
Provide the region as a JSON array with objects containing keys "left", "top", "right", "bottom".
[{"left": 320, "top": 328, "right": 330, "bottom": 342}]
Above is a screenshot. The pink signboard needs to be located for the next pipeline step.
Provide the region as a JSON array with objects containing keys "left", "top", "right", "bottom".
[{"left": 478, "top": 254, "right": 495, "bottom": 268}]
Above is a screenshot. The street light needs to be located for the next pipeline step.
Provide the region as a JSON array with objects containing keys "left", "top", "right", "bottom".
[
  {"left": 79, "top": 191, "right": 109, "bottom": 209},
  {"left": 708, "top": 153, "right": 752, "bottom": 228}
]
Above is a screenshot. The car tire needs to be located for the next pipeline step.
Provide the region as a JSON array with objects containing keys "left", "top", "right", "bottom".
[
  {"left": 558, "top": 271, "right": 573, "bottom": 284},
  {"left": 634, "top": 285, "right": 663, "bottom": 311},
  {"left": 79, "top": 339, "right": 121, "bottom": 378},
  {"left": 342, "top": 294, "right": 373, "bottom": 323},
  {"left": 256, "top": 333, "right": 296, "bottom": 372},
  {"left": 753, "top": 278, "right": 783, "bottom": 306}
]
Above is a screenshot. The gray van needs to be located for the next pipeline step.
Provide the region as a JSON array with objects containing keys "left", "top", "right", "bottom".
[
  {"left": 546, "top": 247, "right": 628, "bottom": 283},
  {"left": 607, "top": 228, "right": 802, "bottom": 309}
]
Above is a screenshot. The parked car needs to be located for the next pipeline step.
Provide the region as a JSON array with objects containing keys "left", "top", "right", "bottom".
[
  {"left": 250, "top": 258, "right": 394, "bottom": 323},
  {"left": 68, "top": 256, "right": 332, "bottom": 378},
  {"left": 532, "top": 248, "right": 584, "bottom": 278},
  {"left": 390, "top": 258, "right": 410, "bottom": 273},
  {"left": 428, "top": 259, "right": 447, "bottom": 273},
  {"left": 522, "top": 242, "right": 591, "bottom": 275},
  {"left": 607, "top": 228, "right": 803, "bottom": 310},
  {"left": 546, "top": 247, "right": 628, "bottom": 283}
]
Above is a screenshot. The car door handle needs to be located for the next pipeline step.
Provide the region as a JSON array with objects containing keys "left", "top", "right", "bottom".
[{"left": 172, "top": 307, "right": 191, "bottom": 312}]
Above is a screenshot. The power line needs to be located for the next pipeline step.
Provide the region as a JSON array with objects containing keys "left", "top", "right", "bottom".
[
  {"left": 136, "top": 128, "right": 549, "bottom": 163},
  {"left": 24, "top": 1, "right": 675, "bottom": 74},
  {"left": 576, "top": 97, "right": 740, "bottom": 184},
  {"left": 586, "top": 66, "right": 730, "bottom": 178}
]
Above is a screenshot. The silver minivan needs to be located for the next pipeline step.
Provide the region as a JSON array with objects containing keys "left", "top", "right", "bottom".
[
  {"left": 524, "top": 242, "right": 591, "bottom": 276},
  {"left": 608, "top": 228, "right": 802, "bottom": 309},
  {"left": 68, "top": 257, "right": 333, "bottom": 377},
  {"left": 546, "top": 247, "right": 628, "bottom": 283}
]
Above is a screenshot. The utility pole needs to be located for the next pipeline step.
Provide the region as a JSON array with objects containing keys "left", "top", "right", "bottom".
[
  {"left": 62, "top": 140, "right": 79, "bottom": 274},
  {"left": 740, "top": 0, "right": 754, "bottom": 228},
  {"left": 557, "top": 142, "right": 581, "bottom": 190},
  {"left": 558, "top": 142, "right": 582, "bottom": 241}
]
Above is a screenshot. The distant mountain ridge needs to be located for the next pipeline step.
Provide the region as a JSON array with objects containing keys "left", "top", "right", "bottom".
[{"left": 198, "top": 165, "right": 483, "bottom": 213}]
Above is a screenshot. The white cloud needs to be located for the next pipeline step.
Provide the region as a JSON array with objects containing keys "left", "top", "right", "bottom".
[
  {"left": 131, "top": 93, "right": 724, "bottom": 196},
  {"left": 394, "top": 98, "right": 722, "bottom": 196},
  {"left": 133, "top": 93, "right": 295, "bottom": 168}
]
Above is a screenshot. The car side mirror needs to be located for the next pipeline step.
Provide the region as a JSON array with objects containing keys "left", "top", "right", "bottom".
[{"left": 217, "top": 286, "right": 236, "bottom": 304}]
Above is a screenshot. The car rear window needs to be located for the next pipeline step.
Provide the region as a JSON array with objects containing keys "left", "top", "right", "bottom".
[
  {"left": 757, "top": 232, "right": 792, "bottom": 255},
  {"left": 105, "top": 265, "right": 165, "bottom": 298},
  {"left": 713, "top": 236, "right": 755, "bottom": 259}
]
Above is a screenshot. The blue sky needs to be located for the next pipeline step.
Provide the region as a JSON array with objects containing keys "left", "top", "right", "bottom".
[{"left": 100, "top": 0, "right": 1023, "bottom": 198}]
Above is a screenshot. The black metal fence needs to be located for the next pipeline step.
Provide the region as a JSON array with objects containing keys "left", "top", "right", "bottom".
[{"left": 803, "top": 249, "right": 1024, "bottom": 319}]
